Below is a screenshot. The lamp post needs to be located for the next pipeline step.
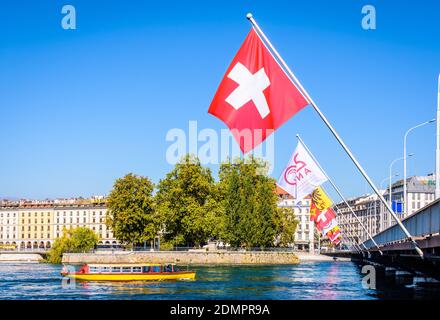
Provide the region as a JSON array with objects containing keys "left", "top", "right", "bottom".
[
  {"left": 403, "top": 119, "right": 436, "bottom": 217},
  {"left": 389, "top": 154, "right": 414, "bottom": 214}
]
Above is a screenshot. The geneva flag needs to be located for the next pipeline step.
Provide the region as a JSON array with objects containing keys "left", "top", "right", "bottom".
[
  {"left": 208, "top": 28, "right": 309, "bottom": 153},
  {"left": 277, "top": 142, "right": 328, "bottom": 200}
]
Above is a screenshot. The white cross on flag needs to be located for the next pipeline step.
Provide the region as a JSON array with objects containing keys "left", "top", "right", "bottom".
[
  {"left": 208, "top": 28, "right": 309, "bottom": 153},
  {"left": 277, "top": 142, "right": 328, "bottom": 200}
]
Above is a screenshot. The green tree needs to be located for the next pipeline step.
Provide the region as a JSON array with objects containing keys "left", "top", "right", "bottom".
[
  {"left": 156, "top": 155, "right": 225, "bottom": 247},
  {"left": 219, "top": 157, "right": 279, "bottom": 248},
  {"left": 46, "top": 227, "right": 98, "bottom": 264},
  {"left": 274, "top": 207, "right": 299, "bottom": 247},
  {"left": 106, "top": 173, "right": 158, "bottom": 245}
]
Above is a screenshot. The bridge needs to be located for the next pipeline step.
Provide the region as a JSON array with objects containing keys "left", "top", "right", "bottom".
[{"left": 344, "top": 198, "right": 440, "bottom": 284}]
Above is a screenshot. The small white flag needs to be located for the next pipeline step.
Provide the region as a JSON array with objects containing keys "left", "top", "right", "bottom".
[{"left": 277, "top": 142, "right": 328, "bottom": 200}]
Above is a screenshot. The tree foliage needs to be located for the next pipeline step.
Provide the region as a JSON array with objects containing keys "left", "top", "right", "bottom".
[
  {"left": 219, "top": 157, "right": 282, "bottom": 248},
  {"left": 156, "top": 155, "right": 224, "bottom": 247},
  {"left": 103, "top": 155, "right": 299, "bottom": 250},
  {"left": 106, "top": 173, "right": 158, "bottom": 245},
  {"left": 46, "top": 227, "right": 98, "bottom": 264},
  {"left": 274, "top": 207, "right": 299, "bottom": 247}
]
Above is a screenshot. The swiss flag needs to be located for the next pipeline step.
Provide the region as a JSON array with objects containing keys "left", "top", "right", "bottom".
[{"left": 208, "top": 28, "right": 309, "bottom": 153}]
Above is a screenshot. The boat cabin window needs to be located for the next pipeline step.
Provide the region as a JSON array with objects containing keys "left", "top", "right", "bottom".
[
  {"left": 142, "top": 266, "right": 151, "bottom": 273},
  {"left": 132, "top": 267, "right": 142, "bottom": 273},
  {"left": 89, "top": 266, "right": 99, "bottom": 273},
  {"left": 111, "top": 267, "right": 121, "bottom": 273},
  {"left": 163, "top": 264, "right": 173, "bottom": 272},
  {"left": 102, "top": 267, "right": 110, "bottom": 273},
  {"left": 122, "top": 267, "right": 131, "bottom": 273},
  {"left": 152, "top": 266, "right": 161, "bottom": 273}
]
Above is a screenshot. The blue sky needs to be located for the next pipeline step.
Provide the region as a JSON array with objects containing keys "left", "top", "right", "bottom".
[{"left": 0, "top": 0, "right": 439, "bottom": 199}]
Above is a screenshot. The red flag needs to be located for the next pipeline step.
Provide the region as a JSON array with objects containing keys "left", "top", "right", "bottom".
[
  {"left": 314, "top": 208, "right": 337, "bottom": 231},
  {"left": 208, "top": 28, "right": 309, "bottom": 153}
]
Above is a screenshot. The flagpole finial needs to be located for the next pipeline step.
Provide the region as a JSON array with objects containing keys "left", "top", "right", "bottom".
[
  {"left": 246, "top": 13, "right": 253, "bottom": 20},
  {"left": 296, "top": 134, "right": 300, "bottom": 138}
]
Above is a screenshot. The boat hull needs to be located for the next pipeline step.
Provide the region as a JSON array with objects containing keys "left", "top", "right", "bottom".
[{"left": 61, "top": 272, "right": 196, "bottom": 281}]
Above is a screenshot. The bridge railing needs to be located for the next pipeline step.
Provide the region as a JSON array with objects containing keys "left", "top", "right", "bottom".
[{"left": 363, "top": 199, "right": 440, "bottom": 249}]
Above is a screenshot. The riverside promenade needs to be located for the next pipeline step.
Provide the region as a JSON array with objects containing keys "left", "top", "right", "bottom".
[{"left": 62, "top": 250, "right": 302, "bottom": 265}]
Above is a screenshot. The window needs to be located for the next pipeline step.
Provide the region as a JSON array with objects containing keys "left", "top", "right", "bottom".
[
  {"left": 111, "top": 267, "right": 121, "bottom": 273},
  {"left": 132, "top": 267, "right": 142, "bottom": 273},
  {"left": 142, "top": 266, "right": 151, "bottom": 273},
  {"left": 102, "top": 267, "right": 110, "bottom": 273},
  {"left": 89, "top": 267, "right": 100, "bottom": 273},
  {"left": 152, "top": 266, "right": 161, "bottom": 273},
  {"left": 122, "top": 267, "right": 131, "bottom": 273}
]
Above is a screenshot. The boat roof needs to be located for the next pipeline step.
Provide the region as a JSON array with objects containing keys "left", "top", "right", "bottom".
[{"left": 86, "top": 263, "right": 168, "bottom": 267}]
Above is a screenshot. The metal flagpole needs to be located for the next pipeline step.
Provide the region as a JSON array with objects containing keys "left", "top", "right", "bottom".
[
  {"left": 297, "top": 134, "right": 383, "bottom": 255},
  {"left": 436, "top": 74, "right": 440, "bottom": 199},
  {"left": 246, "top": 13, "right": 423, "bottom": 258}
]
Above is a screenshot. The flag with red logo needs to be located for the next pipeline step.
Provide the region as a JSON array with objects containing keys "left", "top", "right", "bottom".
[
  {"left": 277, "top": 142, "right": 328, "bottom": 201},
  {"left": 208, "top": 28, "right": 309, "bottom": 153}
]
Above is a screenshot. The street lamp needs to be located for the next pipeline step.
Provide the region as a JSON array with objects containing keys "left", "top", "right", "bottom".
[
  {"left": 389, "top": 154, "right": 414, "bottom": 209},
  {"left": 403, "top": 119, "right": 436, "bottom": 216}
]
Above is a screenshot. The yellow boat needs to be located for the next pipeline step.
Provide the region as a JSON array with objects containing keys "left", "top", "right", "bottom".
[{"left": 61, "top": 263, "right": 196, "bottom": 281}]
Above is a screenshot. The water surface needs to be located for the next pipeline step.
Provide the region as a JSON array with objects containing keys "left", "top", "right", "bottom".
[{"left": 0, "top": 261, "right": 438, "bottom": 300}]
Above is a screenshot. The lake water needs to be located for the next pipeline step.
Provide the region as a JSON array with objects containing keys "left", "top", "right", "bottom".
[{"left": 0, "top": 261, "right": 439, "bottom": 300}]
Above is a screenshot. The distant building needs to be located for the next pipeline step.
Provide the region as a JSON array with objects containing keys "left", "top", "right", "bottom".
[
  {"left": 335, "top": 192, "right": 385, "bottom": 244},
  {"left": 336, "top": 174, "right": 437, "bottom": 244},
  {"left": 276, "top": 186, "right": 314, "bottom": 252},
  {"left": 0, "top": 197, "right": 118, "bottom": 250},
  {"left": 383, "top": 174, "right": 436, "bottom": 219}
]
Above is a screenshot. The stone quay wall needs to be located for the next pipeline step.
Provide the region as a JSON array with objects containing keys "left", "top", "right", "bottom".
[{"left": 62, "top": 250, "right": 299, "bottom": 265}]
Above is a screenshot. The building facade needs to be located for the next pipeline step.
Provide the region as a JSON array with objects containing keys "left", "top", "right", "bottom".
[
  {"left": 336, "top": 175, "right": 437, "bottom": 245},
  {"left": 0, "top": 198, "right": 117, "bottom": 250},
  {"left": 336, "top": 193, "right": 385, "bottom": 245},
  {"left": 276, "top": 186, "right": 314, "bottom": 252},
  {"left": 383, "top": 175, "right": 436, "bottom": 219}
]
